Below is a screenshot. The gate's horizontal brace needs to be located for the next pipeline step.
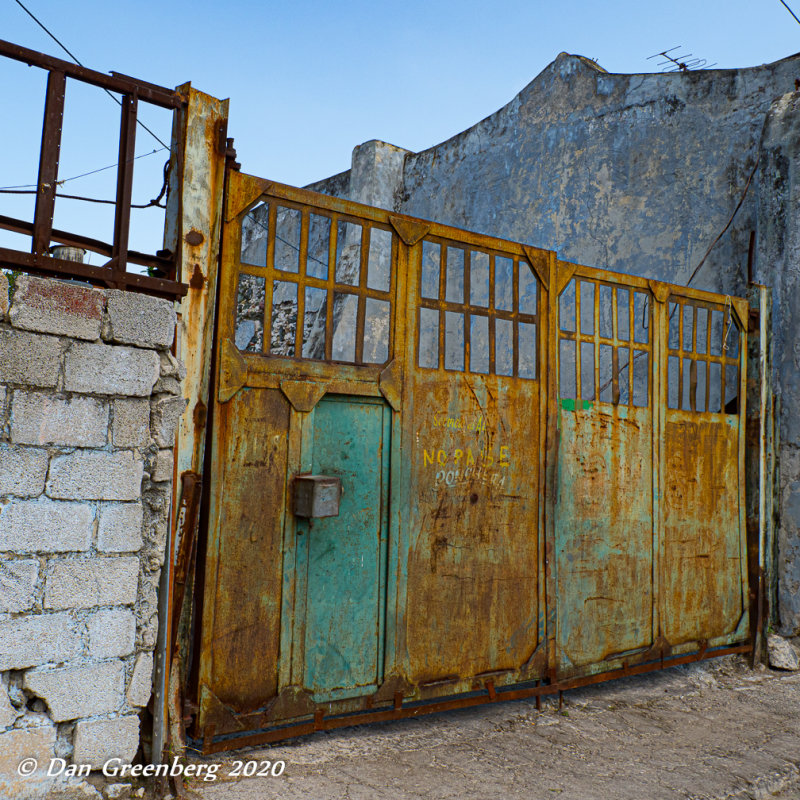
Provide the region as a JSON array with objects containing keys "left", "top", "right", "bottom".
[{"left": 197, "top": 643, "right": 750, "bottom": 755}]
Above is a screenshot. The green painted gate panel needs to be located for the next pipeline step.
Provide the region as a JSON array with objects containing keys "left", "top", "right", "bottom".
[
  {"left": 555, "top": 405, "right": 654, "bottom": 672},
  {"left": 302, "top": 396, "right": 391, "bottom": 701}
]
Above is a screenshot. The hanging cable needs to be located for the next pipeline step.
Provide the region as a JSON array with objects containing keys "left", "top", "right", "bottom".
[{"left": 12, "top": 0, "right": 169, "bottom": 149}]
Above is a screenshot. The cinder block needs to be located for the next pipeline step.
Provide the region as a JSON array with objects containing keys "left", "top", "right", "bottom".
[
  {"left": 151, "top": 450, "right": 174, "bottom": 483},
  {"left": 0, "top": 499, "right": 93, "bottom": 553},
  {"left": 0, "top": 722, "right": 56, "bottom": 777},
  {"left": 159, "top": 350, "right": 186, "bottom": 380},
  {"left": 73, "top": 716, "right": 139, "bottom": 770},
  {"left": 47, "top": 450, "right": 143, "bottom": 501},
  {"left": 11, "top": 390, "right": 108, "bottom": 447},
  {"left": 106, "top": 290, "right": 177, "bottom": 349},
  {"left": 0, "top": 682, "right": 18, "bottom": 730},
  {"left": 112, "top": 398, "right": 151, "bottom": 448},
  {"left": 0, "top": 444, "right": 49, "bottom": 498},
  {"left": 88, "top": 608, "right": 136, "bottom": 658},
  {"left": 0, "top": 612, "right": 80, "bottom": 670},
  {"left": 97, "top": 503, "right": 143, "bottom": 552},
  {"left": 9, "top": 276, "right": 104, "bottom": 340},
  {"left": 0, "top": 272, "right": 8, "bottom": 320},
  {"left": 150, "top": 395, "right": 187, "bottom": 447},
  {"left": 126, "top": 651, "right": 154, "bottom": 707},
  {"left": 0, "top": 559, "right": 38, "bottom": 612},
  {"left": 64, "top": 342, "right": 159, "bottom": 397},
  {"left": 45, "top": 557, "right": 139, "bottom": 610},
  {"left": 0, "top": 330, "right": 61, "bottom": 388},
  {"left": 24, "top": 661, "right": 124, "bottom": 722}
]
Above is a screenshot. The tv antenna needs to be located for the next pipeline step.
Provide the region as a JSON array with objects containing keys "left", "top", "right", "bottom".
[{"left": 647, "top": 47, "right": 716, "bottom": 72}]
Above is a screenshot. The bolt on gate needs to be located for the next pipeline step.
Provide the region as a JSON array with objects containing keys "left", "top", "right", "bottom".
[{"left": 188, "top": 166, "right": 756, "bottom": 752}]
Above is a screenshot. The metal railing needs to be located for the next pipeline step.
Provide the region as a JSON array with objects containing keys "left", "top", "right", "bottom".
[{"left": 0, "top": 39, "right": 188, "bottom": 298}]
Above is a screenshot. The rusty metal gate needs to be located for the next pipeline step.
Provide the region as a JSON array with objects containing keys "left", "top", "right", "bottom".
[{"left": 192, "top": 169, "right": 752, "bottom": 751}]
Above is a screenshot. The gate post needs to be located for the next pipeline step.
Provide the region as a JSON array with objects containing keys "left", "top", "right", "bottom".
[
  {"left": 153, "top": 85, "right": 229, "bottom": 764},
  {"left": 746, "top": 285, "right": 776, "bottom": 663}
]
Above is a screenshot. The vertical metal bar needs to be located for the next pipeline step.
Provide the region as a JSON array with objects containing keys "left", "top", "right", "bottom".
[
  {"left": 325, "top": 215, "right": 337, "bottom": 360},
  {"left": 677, "top": 302, "right": 684, "bottom": 410},
  {"left": 628, "top": 289, "right": 635, "bottom": 407},
  {"left": 488, "top": 254, "right": 496, "bottom": 375},
  {"left": 512, "top": 258, "right": 520, "bottom": 377},
  {"left": 575, "top": 281, "right": 582, "bottom": 400},
  {"left": 690, "top": 305, "right": 698, "bottom": 412},
  {"left": 464, "top": 249, "right": 471, "bottom": 373},
  {"left": 593, "top": 281, "right": 600, "bottom": 400},
  {"left": 438, "top": 245, "right": 447, "bottom": 370},
  {"left": 355, "top": 225, "right": 370, "bottom": 363},
  {"left": 653, "top": 291, "right": 668, "bottom": 649},
  {"left": 32, "top": 70, "right": 66, "bottom": 256},
  {"left": 705, "top": 308, "right": 712, "bottom": 412},
  {"left": 612, "top": 288, "right": 620, "bottom": 404},
  {"left": 111, "top": 91, "right": 139, "bottom": 282},
  {"left": 263, "top": 204, "right": 277, "bottom": 354},
  {"left": 294, "top": 210, "right": 309, "bottom": 357}
]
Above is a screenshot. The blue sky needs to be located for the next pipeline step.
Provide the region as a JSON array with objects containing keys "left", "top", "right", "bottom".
[{"left": 1, "top": 0, "right": 799, "bottom": 260}]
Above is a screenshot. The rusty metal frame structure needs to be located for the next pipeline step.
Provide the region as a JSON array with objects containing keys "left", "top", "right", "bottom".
[
  {"left": 184, "top": 168, "right": 762, "bottom": 754},
  {"left": 0, "top": 39, "right": 187, "bottom": 298}
]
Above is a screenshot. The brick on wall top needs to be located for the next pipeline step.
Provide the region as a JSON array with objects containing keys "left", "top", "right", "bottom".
[{"left": 3, "top": 275, "right": 176, "bottom": 350}]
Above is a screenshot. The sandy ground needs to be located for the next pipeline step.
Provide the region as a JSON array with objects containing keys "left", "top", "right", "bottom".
[{"left": 180, "top": 657, "right": 800, "bottom": 800}]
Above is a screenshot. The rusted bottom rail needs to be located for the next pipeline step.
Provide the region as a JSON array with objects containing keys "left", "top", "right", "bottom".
[{"left": 196, "top": 643, "right": 750, "bottom": 755}]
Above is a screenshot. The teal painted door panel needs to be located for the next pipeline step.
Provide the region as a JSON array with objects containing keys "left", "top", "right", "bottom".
[{"left": 302, "top": 396, "right": 390, "bottom": 701}]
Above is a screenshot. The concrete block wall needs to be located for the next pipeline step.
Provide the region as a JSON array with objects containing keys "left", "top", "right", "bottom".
[{"left": 0, "top": 275, "right": 185, "bottom": 792}]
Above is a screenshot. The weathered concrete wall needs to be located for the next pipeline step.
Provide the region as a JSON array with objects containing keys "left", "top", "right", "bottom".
[
  {"left": 755, "top": 90, "right": 800, "bottom": 635},
  {"left": 398, "top": 54, "right": 798, "bottom": 296},
  {"left": 0, "top": 276, "right": 185, "bottom": 798}
]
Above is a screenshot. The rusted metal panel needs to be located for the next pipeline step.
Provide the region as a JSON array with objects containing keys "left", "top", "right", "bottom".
[
  {"left": 663, "top": 414, "right": 744, "bottom": 645},
  {"left": 403, "top": 372, "right": 543, "bottom": 685},
  {"left": 200, "top": 387, "right": 290, "bottom": 712},
  {"left": 191, "top": 170, "right": 755, "bottom": 749},
  {"left": 556, "top": 405, "right": 654, "bottom": 672}
]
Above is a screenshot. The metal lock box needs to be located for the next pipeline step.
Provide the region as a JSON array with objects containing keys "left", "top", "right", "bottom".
[{"left": 293, "top": 474, "right": 342, "bottom": 518}]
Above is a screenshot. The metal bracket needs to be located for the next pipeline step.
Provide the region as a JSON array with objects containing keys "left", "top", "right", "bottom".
[
  {"left": 218, "top": 339, "right": 247, "bottom": 403},
  {"left": 379, "top": 359, "right": 403, "bottom": 411},
  {"left": 226, "top": 174, "right": 273, "bottom": 223},
  {"left": 389, "top": 215, "right": 431, "bottom": 247},
  {"left": 522, "top": 245, "right": 550, "bottom": 292},
  {"left": 556, "top": 261, "right": 578, "bottom": 296},
  {"left": 199, "top": 684, "right": 245, "bottom": 736},
  {"left": 280, "top": 380, "right": 327, "bottom": 413},
  {"left": 648, "top": 280, "right": 671, "bottom": 304}
]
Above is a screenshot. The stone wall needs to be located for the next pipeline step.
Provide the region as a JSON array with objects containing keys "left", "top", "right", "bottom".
[{"left": 0, "top": 274, "right": 185, "bottom": 797}]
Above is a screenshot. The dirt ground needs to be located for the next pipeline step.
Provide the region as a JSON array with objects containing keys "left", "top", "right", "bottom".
[{"left": 181, "top": 657, "right": 800, "bottom": 800}]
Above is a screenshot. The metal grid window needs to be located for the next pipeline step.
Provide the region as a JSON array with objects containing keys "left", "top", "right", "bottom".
[
  {"left": 233, "top": 200, "right": 396, "bottom": 366},
  {"left": 416, "top": 238, "right": 539, "bottom": 380},
  {"left": 558, "top": 279, "right": 651, "bottom": 407},
  {"left": 667, "top": 298, "right": 740, "bottom": 414}
]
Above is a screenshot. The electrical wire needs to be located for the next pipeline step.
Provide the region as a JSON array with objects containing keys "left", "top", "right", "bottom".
[
  {"left": 779, "top": 0, "right": 800, "bottom": 26},
  {"left": 0, "top": 147, "right": 167, "bottom": 192},
  {"left": 12, "top": 0, "right": 169, "bottom": 149}
]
